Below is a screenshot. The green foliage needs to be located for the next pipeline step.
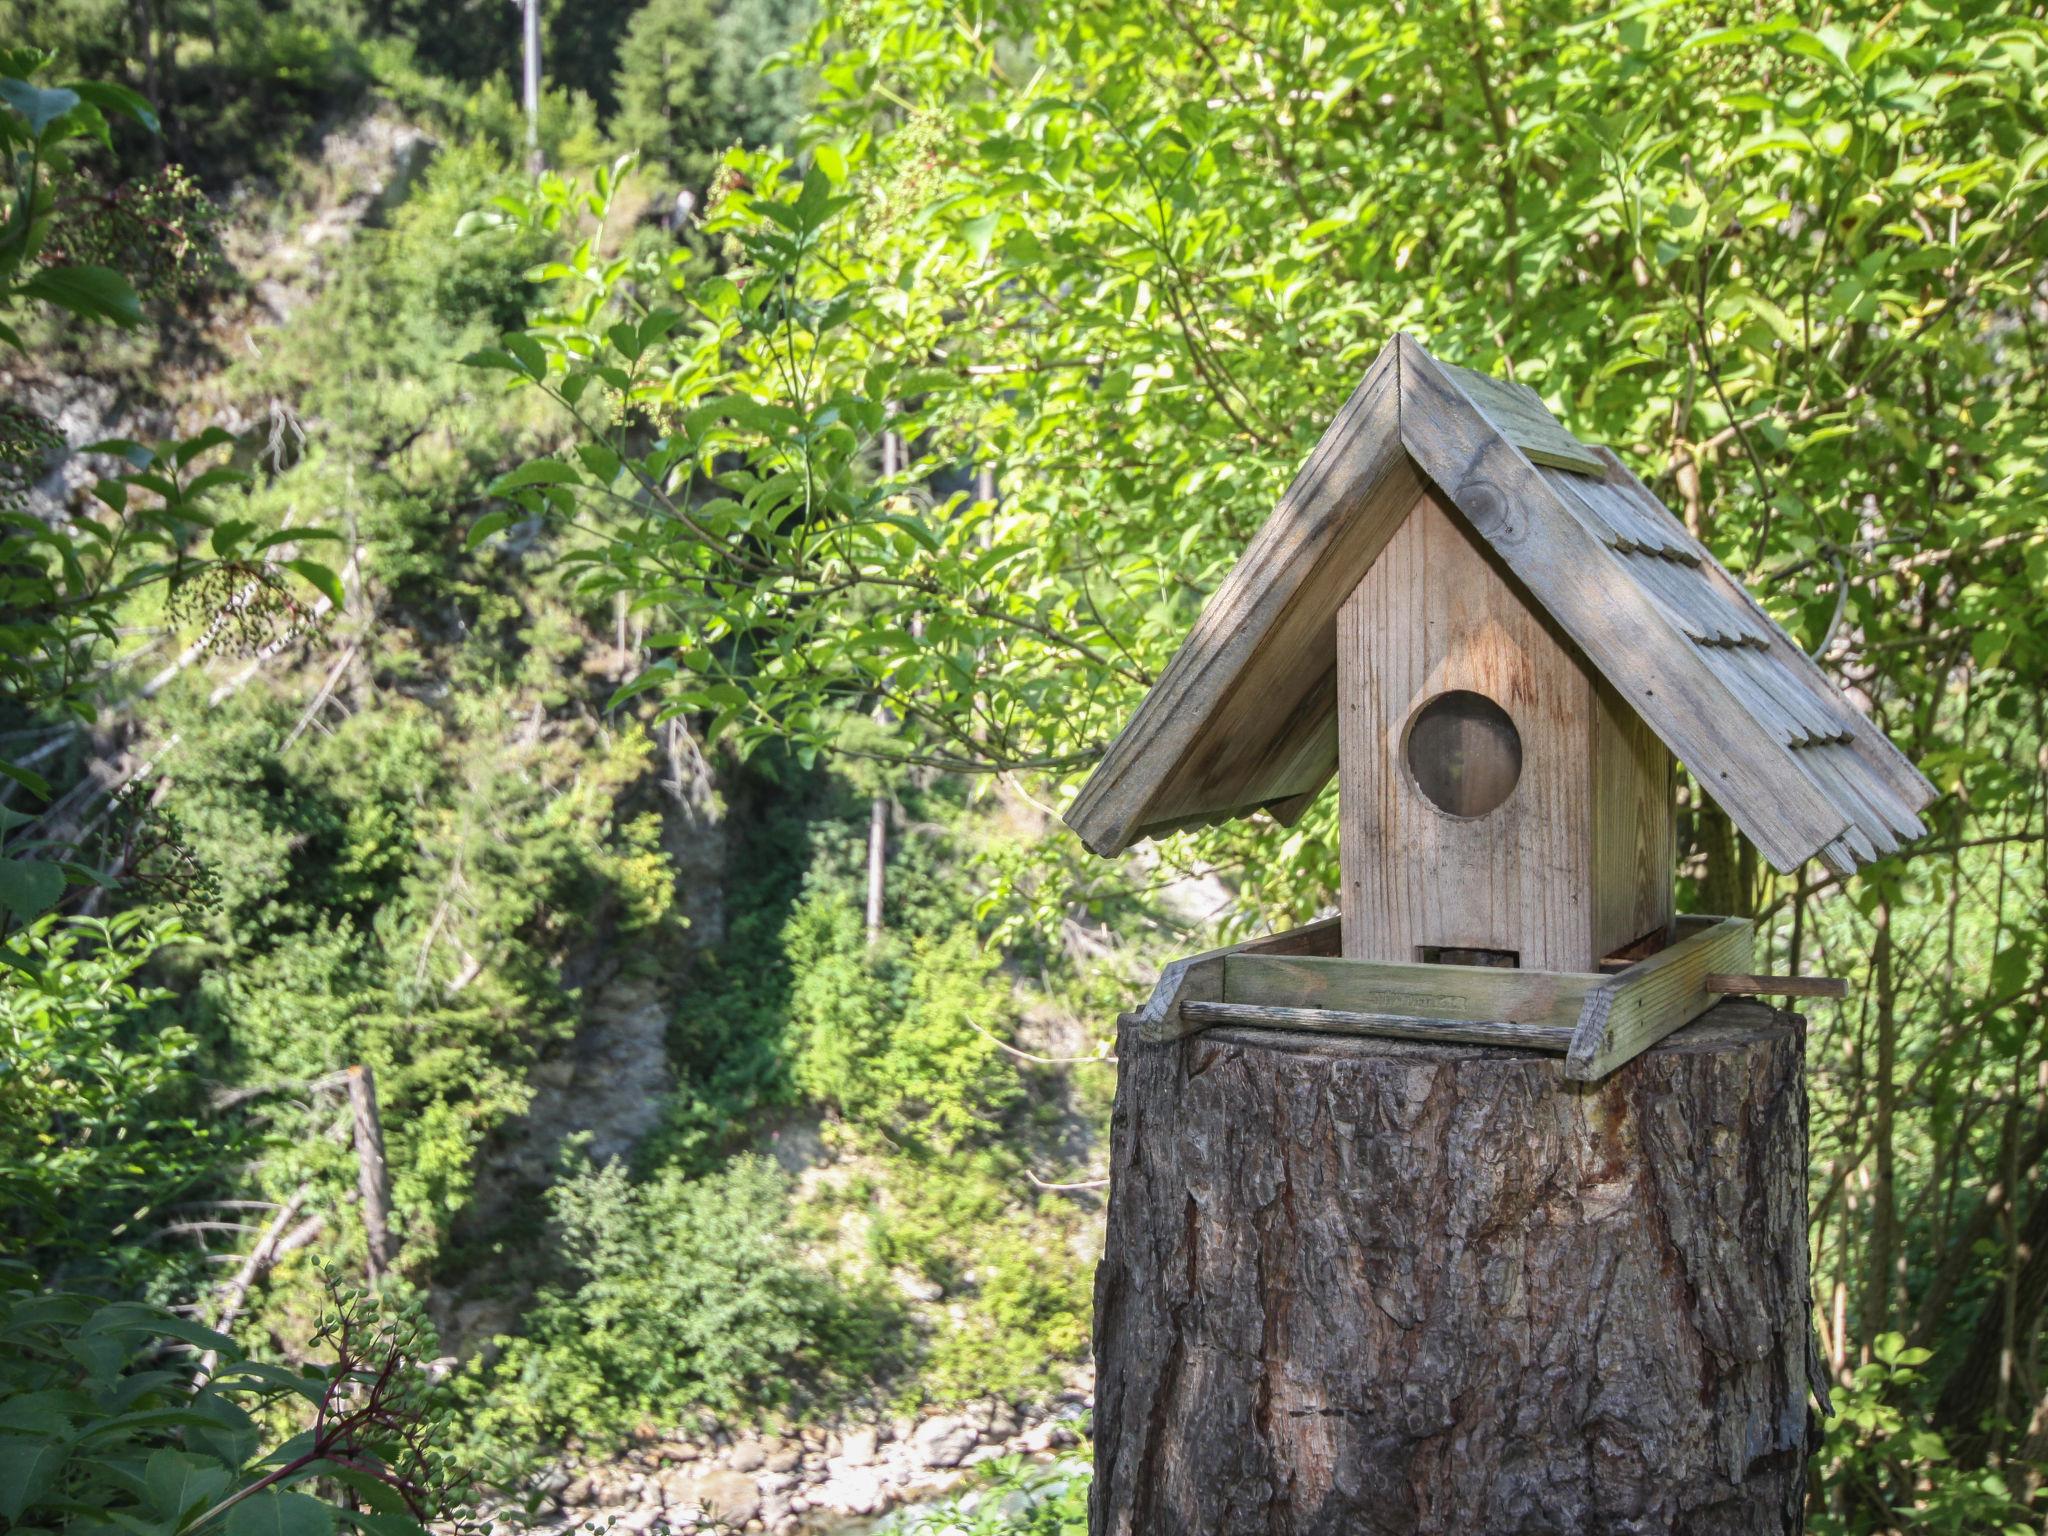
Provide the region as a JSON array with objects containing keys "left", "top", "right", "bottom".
[
  {"left": 0, "top": 911, "right": 220, "bottom": 1284},
  {"left": 468, "top": 1154, "right": 896, "bottom": 1445},
  {"left": 1812, "top": 1334, "right": 2040, "bottom": 1535},
  {"left": 788, "top": 916, "right": 1019, "bottom": 1154},
  {"left": 612, "top": 0, "right": 815, "bottom": 185},
  {"left": 0, "top": 1271, "right": 453, "bottom": 1536},
  {"left": 893, "top": 1456, "right": 1090, "bottom": 1535},
  {"left": 1, "top": 51, "right": 335, "bottom": 947}
]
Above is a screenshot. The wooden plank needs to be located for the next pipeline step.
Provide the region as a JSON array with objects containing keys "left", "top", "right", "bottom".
[
  {"left": 1128, "top": 915, "right": 1344, "bottom": 1043},
  {"left": 1590, "top": 675, "right": 1675, "bottom": 963},
  {"left": 1335, "top": 489, "right": 1599, "bottom": 970},
  {"left": 1065, "top": 342, "right": 1415, "bottom": 855},
  {"left": 1440, "top": 363, "right": 1608, "bottom": 476},
  {"left": 1592, "top": 446, "right": 1937, "bottom": 823},
  {"left": 1182, "top": 1000, "right": 1573, "bottom": 1051},
  {"left": 1564, "top": 915, "right": 1755, "bottom": 1080},
  {"left": 1705, "top": 972, "right": 1849, "bottom": 1000},
  {"left": 1398, "top": 336, "right": 1852, "bottom": 874},
  {"left": 1225, "top": 952, "right": 1599, "bottom": 1024}
]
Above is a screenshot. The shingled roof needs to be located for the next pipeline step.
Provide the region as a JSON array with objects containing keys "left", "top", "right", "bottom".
[{"left": 1064, "top": 334, "right": 1935, "bottom": 878}]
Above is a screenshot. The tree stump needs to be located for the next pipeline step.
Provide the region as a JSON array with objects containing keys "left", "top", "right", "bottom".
[{"left": 1092, "top": 1001, "right": 1811, "bottom": 1536}]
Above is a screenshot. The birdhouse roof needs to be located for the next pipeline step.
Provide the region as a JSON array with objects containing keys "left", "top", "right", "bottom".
[{"left": 1064, "top": 334, "right": 1934, "bottom": 878}]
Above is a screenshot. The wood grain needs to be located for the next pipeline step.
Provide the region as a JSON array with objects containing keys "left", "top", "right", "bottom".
[
  {"left": 1601, "top": 444, "right": 1938, "bottom": 823},
  {"left": 1224, "top": 952, "right": 1598, "bottom": 1024},
  {"left": 1706, "top": 971, "right": 1850, "bottom": 1000},
  {"left": 1093, "top": 1001, "right": 1811, "bottom": 1535},
  {"left": 1398, "top": 335, "right": 1852, "bottom": 873},
  {"left": 1125, "top": 914, "right": 1344, "bottom": 1042},
  {"left": 1336, "top": 487, "right": 1603, "bottom": 970},
  {"left": 1182, "top": 999, "right": 1572, "bottom": 1050},
  {"left": 1440, "top": 362, "right": 1608, "bottom": 475},
  {"left": 1590, "top": 673, "right": 1676, "bottom": 960},
  {"left": 1566, "top": 915, "right": 1756, "bottom": 1080}
]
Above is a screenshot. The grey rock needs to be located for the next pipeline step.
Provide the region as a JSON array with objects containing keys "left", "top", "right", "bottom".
[
  {"left": 727, "top": 1439, "right": 766, "bottom": 1473},
  {"left": 908, "top": 1414, "right": 977, "bottom": 1470},
  {"left": 687, "top": 1468, "right": 761, "bottom": 1526}
]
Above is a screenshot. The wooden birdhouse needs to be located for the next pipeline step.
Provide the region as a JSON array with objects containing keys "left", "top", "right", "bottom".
[{"left": 1067, "top": 334, "right": 1934, "bottom": 1079}]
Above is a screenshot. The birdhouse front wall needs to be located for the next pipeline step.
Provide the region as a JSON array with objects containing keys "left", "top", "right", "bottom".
[{"left": 1335, "top": 489, "right": 1674, "bottom": 972}]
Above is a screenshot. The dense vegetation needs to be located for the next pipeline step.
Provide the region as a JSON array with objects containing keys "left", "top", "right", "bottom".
[{"left": 5, "top": 0, "right": 2048, "bottom": 1532}]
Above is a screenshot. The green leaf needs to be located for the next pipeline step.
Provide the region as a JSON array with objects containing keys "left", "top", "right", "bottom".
[
  {"left": 0, "top": 758, "right": 51, "bottom": 798},
  {"left": 141, "top": 1316, "right": 238, "bottom": 1356},
  {"left": 0, "top": 858, "right": 65, "bottom": 923},
  {"left": 211, "top": 519, "right": 257, "bottom": 557},
  {"left": 465, "top": 510, "right": 511, "bottom": 549},
  {"left": 284, "top": 561, "right": 345, "bottom": 609},
  {"left": 0, "top": 1436, "right": 68, "bottom": 1522},
  {"left": 501, "top": 331, "right": 547, "bottom": 380},
  {"left": 18, "top": 265, "right": 143, "bottom": 327},
  {"left": 323, "top": 1470, "right": 411, "bottom": 1517},
  {"left": 69, "top": 80, "right": 158, "bottom": 132},
  {"left": 606, "top": 660, "right": 677, "bottom": 712},
  {"left": 874, "top": 514, "right": 942, "bottom": 554},
  {"left": 961, "top": 210, "right": 1002, "bottom": 261},
  {"left": 487, "top": 459, "right": 580, "bottom": 494},
  {"left": 222, "top": 1491, "right": 336, "bottom": 1536},
  {"left": 459, "top": 348, "right": 524, "bottom": 374},
  {"left": 337, "top": 1512, "right": 425, "bottom": 1536},
  {"left": 144, "top": 1449, "right": 230, "bottom": 1524},
  {"left": 0, "top": 79, "right": 81, "bottom": 137}
]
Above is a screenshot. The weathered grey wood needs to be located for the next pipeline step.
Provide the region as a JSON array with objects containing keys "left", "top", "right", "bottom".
[
  {"left": 1224, "top": 951, "right": 1598, "bottom": 1024},
  {"left": 1608, "top": 442, "right": 1937, "bottom": 825},
  {"left": 1182, "top": 999, "right": 1572, "bottom": 1051},
  {"left": 1336, "top": 488, "right": 1601, "bottom": 969},
  {"left": 1566, "top": 915, "right": 1756, "bottom": 1080},
  {"left": 1125, "top": 915, "right": 1342, "bottom": 1042},
  {"left": 1066, "top": 333, "right": 1927, "bottom": 883},
  {"left": 1065, "top": 344, "right": 1416, "bottom": 855},
  {"left": 1093, "top": 1002, "right": 1811, "bottom": 1535},
  {"left": 1440, "top": 362, "right": 1608, "bottom": 476},
  {"left": 1706, "top": 972, "right": 1849, "bottom": 1000},
  {"left": 1398, "top": 334, "right": 1854, "bottom": 874}
]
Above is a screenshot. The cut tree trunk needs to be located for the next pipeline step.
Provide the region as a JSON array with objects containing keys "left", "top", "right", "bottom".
[{"left": 1092, "top": 999, "right": 1811, "bottom": 1536}]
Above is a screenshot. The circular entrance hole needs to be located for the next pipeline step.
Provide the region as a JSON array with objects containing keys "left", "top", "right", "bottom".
[{"left": 1404, "top": 690, "right": 1523, "bottom": 818}]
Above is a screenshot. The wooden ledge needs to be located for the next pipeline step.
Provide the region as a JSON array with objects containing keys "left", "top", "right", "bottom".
[{"left": 1136, "top": 914, "right": 1764, "bottom": 1081}]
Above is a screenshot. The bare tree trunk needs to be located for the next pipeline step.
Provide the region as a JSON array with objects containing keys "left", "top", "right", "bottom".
[
  {"left": 865, "top": 794, "right": 887, "bottom": 948},
  {"left": 346, "top": 1064, "right": 395, "bottom": 1283},
  {"left": 1093, "top": 1001, "right": 1811, "bottom": 1536},
  {"left": 864, "top": 424, "right": 903, "bottom": 948},
  {"left": 1861, "top": 899, "right": 1898, "bottom": 1347}
]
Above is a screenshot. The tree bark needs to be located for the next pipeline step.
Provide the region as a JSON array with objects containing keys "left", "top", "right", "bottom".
[
  {"left": 346, "top": 1064, "right": 395, "bottom": 1283},
  {"left": 1093, "top": 1000, "right": 1811, "bottom": 1536}
]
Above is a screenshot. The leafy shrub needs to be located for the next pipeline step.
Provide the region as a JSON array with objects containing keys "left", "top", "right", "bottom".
[
  {"left": 0, "top": 1269, "right": 459, "bottom": 1536},
  {"left": 0, "top": 912, "right": 220, "bottom": 1286},
  {"left": 1811, "top": 1333, "right": 2040, "bottom": 1536},
  {"left": 468, "top": 1155, "right": 896, "bottom": 1446},
  {"left": 788, "top": 914, "right": 1020, "bottom": 1154},
  {"left": 894, "top": 1455, "right": 1090, "bottom": 1535}
]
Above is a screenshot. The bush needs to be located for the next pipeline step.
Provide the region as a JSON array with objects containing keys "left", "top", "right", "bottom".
[
  {"left": 469, "top": 1154, "right": 896, "bottom": 1446},
  {"left": 0, "top": 1269, "right": 459, "bottom": 1536},
  {"left": 0, "top": 912, "right": 221, "bottom": 1288},
  {"left": 788, "top": 915, "right": 1020, "bottom": 1155}
]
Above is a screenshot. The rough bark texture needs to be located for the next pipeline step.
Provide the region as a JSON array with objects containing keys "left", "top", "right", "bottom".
[{"left": 1092, "top": 1001, "right": 1810, "bottom": 1536}]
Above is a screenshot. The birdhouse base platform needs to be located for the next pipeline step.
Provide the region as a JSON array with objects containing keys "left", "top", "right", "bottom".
[{"left": 1129, "top": 912, "right": 1764, "bottom": 1081}]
